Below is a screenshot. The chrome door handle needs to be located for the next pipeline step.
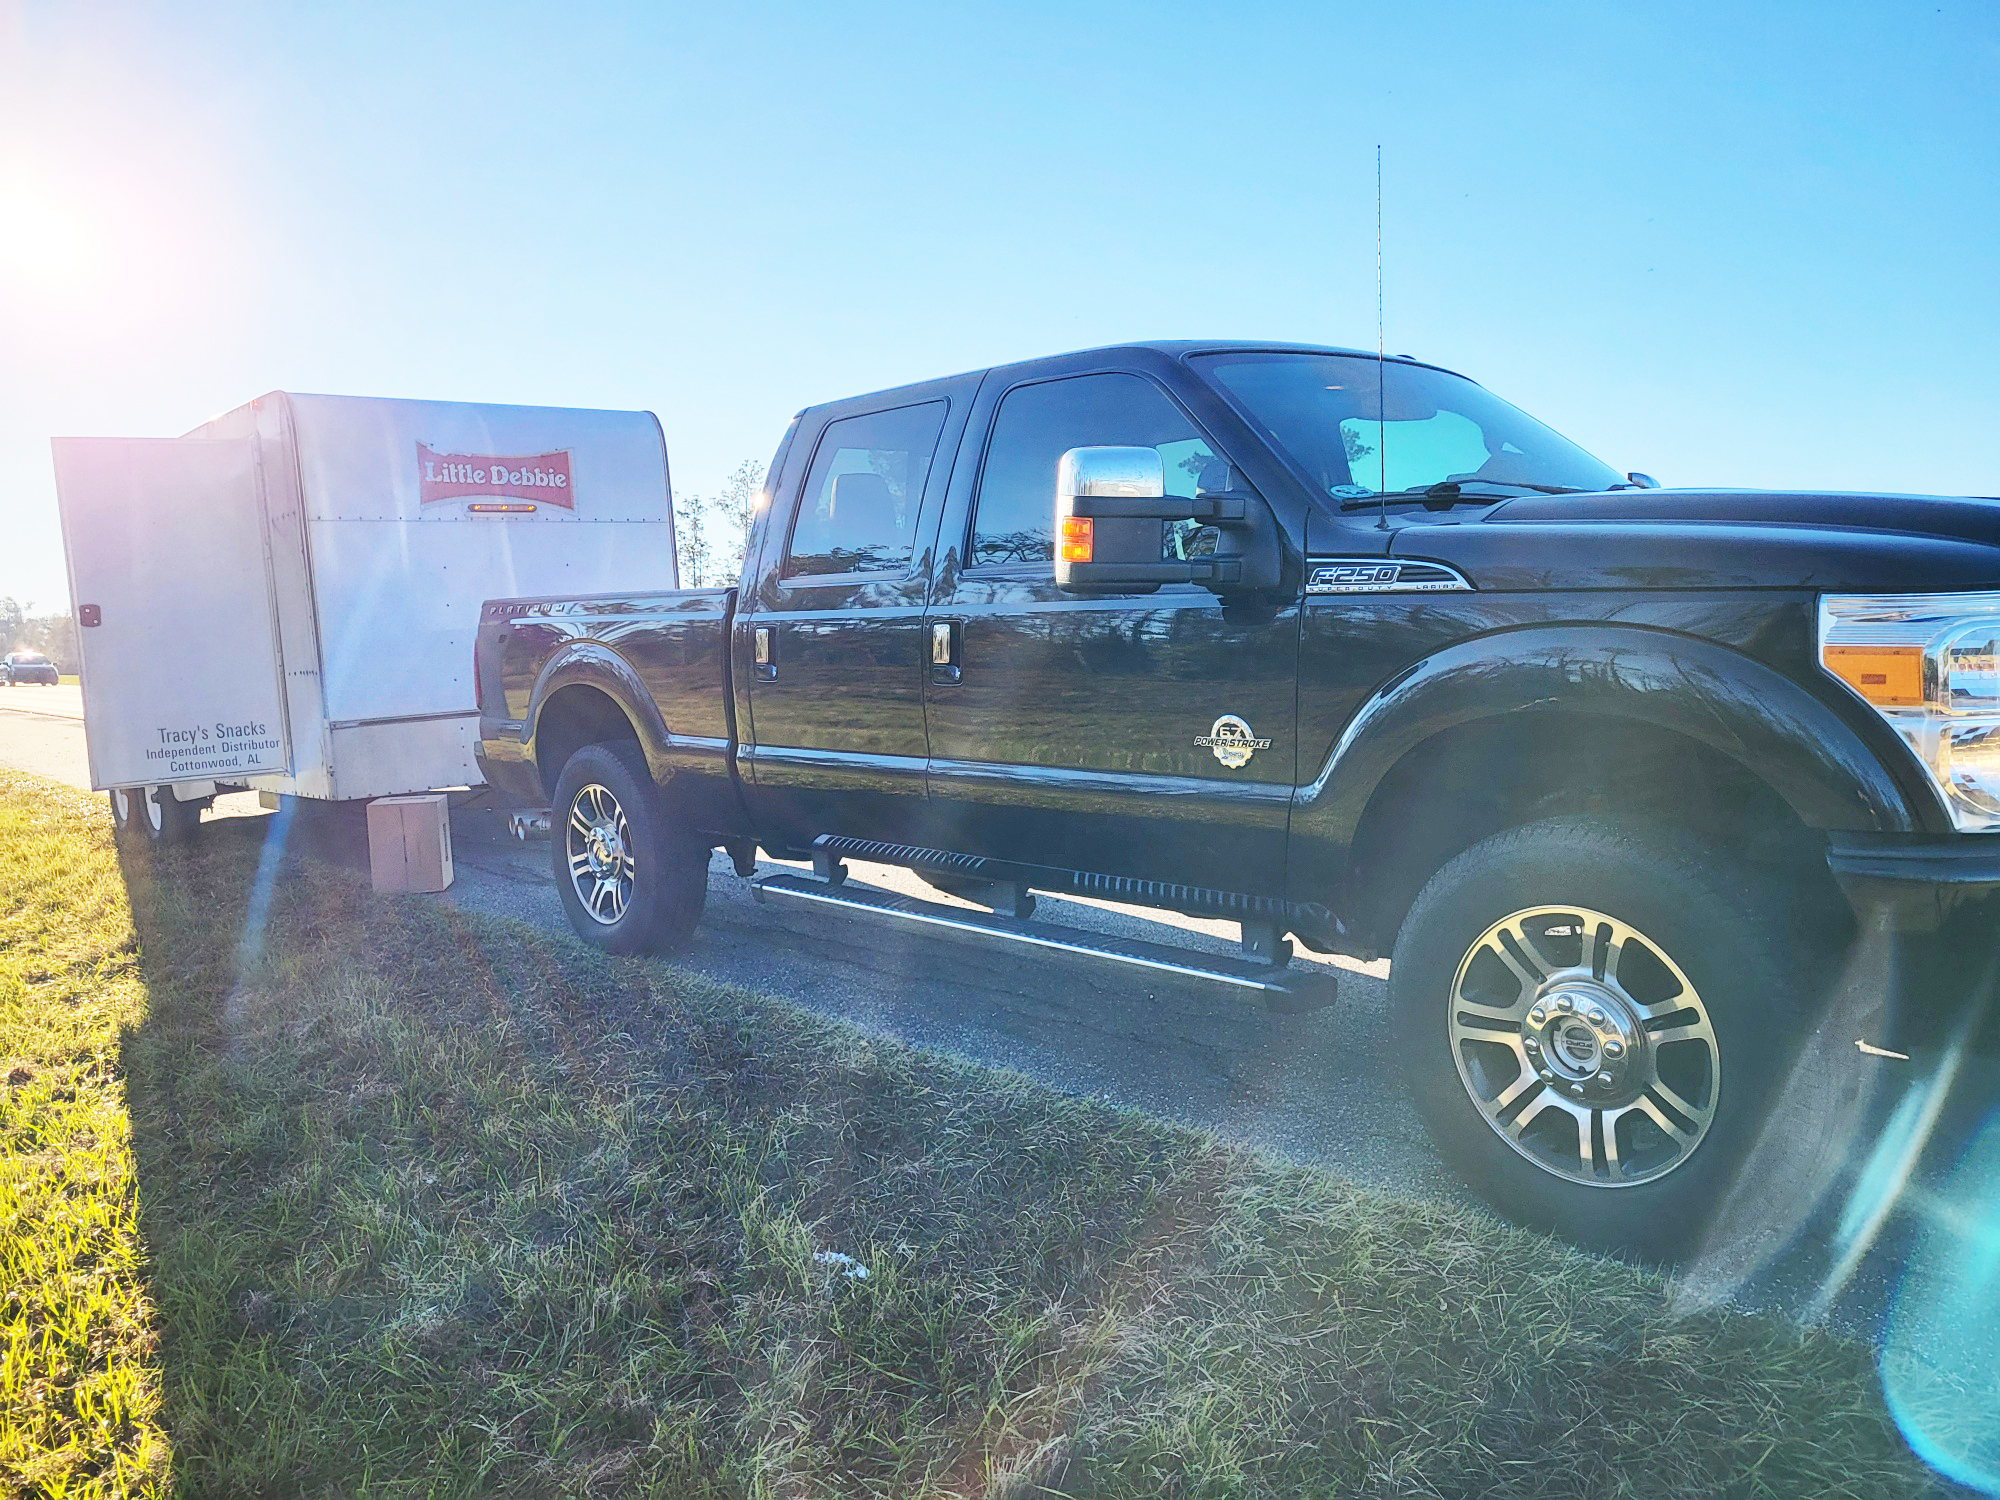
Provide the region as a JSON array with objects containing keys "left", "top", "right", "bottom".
[
  {"left": 753, "top": 625, "right": 777, "bottom": 680},
  {"left": 930, "top": 619, "right": 961, "bottom": 685}
]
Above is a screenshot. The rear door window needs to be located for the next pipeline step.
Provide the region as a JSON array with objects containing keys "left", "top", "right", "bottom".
[{"left": 784, "top": 401, "right": 948, "bottom": 579}]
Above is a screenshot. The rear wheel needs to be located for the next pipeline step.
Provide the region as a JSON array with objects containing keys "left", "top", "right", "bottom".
[
  {"left": 550, "top": 741, "right": 708, "bottom": 954},
  {"left": 108, "top": 788, "right": 139, "bottom": 840},
  {"left": 1390, "top": 815, "right": 1818, "bottom": 1257}
]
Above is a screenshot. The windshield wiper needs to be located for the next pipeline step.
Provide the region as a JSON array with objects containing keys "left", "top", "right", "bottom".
[{"left": 1338, "top": 479, "right": 1587, "bottom": 511}]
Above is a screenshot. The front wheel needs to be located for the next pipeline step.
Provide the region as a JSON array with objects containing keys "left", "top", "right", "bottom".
[
  {"left": 1390, "top": 815, "right": 1820, "bottom": 1258},
  {"left": 550, "top": 741, "right": 709, "bottom": 954}
]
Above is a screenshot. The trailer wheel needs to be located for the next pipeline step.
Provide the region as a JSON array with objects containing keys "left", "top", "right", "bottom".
[
  {"left": 551, "top": 741, "right": 708, "bottom": 954},
  {"left": 1388, "top": 815, "right": 1815, "bottom": 1258},
  {"left": 135, "top": 785, "right": 200, "bottom": 846},
  {"left": 109, "top": 788, "right": 140, "bottom": 840}
]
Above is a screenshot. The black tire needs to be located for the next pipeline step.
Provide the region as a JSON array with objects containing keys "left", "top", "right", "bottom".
[
  {"left": 1389, "top": 815, "right": 1822, "bottom": 1258},
  {"left": 108, "top": 787, "right": 141, "bottom": 841},
  {"left": 134, "top": 784, "right": 200, "bottom": 846},
  {"left": 550, "top": 741, "right": 708, "bottom": 954}
]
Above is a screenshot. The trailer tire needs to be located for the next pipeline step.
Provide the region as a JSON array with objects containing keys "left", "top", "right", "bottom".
[
  {"left": 135, "top": 785, "right": 200, "bottom": 846},
  {"left": 109, "top": 788, "right": 140, "bottom": 841},
  {"left": 551, "top": 741, "right": 707, "bottom": 954},
  {"left": 1388, "top": 815, "right": 1812, "bottom": 1259}
]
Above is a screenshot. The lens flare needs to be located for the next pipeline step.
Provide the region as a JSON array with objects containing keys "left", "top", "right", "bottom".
[{"left": 1881, "top": 1109, "right": 2000, "bottom": 1495}]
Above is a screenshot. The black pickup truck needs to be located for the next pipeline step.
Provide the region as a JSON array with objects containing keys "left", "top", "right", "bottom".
[{"left": 476, "top": 340, "right": 2000, "bottom": 1253}]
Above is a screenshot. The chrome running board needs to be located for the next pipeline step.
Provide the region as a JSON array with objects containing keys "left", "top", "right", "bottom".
[{"left": 751, "top": 870, "right": 1338, "bottom": 1014}]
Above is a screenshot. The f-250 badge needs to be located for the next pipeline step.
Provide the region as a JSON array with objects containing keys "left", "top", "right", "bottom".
[{"left": 1196, "top": 714, "right": 1272, "bottom": 769}]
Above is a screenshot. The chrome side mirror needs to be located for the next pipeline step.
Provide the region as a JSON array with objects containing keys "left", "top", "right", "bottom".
[{"left": 1054, "top": 446, "right": 1266, "bottom": 593}]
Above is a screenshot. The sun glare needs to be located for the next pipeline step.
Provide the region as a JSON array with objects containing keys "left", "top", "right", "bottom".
[{"left": 0, "top": 181, "right": 88, "bottom": 280}]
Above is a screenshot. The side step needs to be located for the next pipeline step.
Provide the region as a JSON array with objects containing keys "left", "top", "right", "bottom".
[
  {"left": 751, "top": 870, "right": 1338, "bottom": 1014},
  {"left": 811, "top": 833, "right": 1336, "bottom": 936}
]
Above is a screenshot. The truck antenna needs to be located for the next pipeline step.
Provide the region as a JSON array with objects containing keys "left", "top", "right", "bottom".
[{"left": 1376, "top": 143, "right": 1388, "bottom": 531}]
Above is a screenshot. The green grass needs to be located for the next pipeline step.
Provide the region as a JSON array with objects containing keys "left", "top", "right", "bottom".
[
  {"left": 1, "top": 776, "right": 169, "bottom": 1494},
  {"left": 0, "top": 767, "right": 1940, "bottom": 1496}
]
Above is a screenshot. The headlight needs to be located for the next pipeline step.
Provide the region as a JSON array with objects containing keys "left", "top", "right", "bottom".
[{"left": 1820, "top": 593, "right": 2000, "bottom": 832}]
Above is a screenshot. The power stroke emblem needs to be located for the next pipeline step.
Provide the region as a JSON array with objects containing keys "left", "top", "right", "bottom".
[
  {"left": 1196, "top": 714, "right": 1273, "bottom": 769},
  {"left": 1306, "top": 559, "right": 1471, "bottom": 594}
]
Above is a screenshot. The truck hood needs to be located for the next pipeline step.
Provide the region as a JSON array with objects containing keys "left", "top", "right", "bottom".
[{"left": 1391, "top": 488, "right": 2000, "bottom": 593}]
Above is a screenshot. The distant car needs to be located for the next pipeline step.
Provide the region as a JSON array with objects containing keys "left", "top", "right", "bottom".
[{"left": 2, "top": 652, "right": 59, "bottom": 686}]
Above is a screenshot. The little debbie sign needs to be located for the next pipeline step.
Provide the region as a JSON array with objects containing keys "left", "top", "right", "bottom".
[{"left": 417, "top": 443, "right": 573, "bottom": 507}]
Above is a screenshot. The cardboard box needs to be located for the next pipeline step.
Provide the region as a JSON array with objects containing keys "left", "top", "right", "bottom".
[{"left": 367, "top": 793, "right": 454, "bottom": 893}]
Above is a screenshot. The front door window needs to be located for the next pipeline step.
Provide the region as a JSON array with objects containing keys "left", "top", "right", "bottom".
[{"left": 968, "top": 373, "right": 1219, "bottom": 570}]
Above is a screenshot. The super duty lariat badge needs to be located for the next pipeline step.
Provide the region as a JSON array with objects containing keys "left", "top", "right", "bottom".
[
  {"left": 1196, "top": 714, "right": 1272, "bottom": 768},
  {"left": 1306, "top": 559, "right": 1472, "bottom": 594}
]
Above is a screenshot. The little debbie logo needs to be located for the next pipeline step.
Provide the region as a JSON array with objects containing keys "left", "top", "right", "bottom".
[{"left": 417, "top": 443, "right": 573, "bottom": 508}]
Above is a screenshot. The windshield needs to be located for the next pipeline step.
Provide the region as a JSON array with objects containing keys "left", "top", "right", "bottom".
[{"left": 1193, "top": 350, "right": 1622, "bottom": 502}]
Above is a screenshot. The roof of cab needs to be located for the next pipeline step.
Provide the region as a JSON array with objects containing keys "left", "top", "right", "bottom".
[{"left": 795, "top": 340, "right": 1464, "bottom": 421}]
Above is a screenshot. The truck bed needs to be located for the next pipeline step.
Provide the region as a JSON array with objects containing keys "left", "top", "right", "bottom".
[{"left": 474, "top": 587, "right": 739, "bottom": 818}]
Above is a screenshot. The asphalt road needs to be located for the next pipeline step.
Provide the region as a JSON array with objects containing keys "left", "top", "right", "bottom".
[
  {"left": 0, "top": 684, "right": 1429, "bottom": 1186},
  {"left": 0, "top": 683, "right": 92, "bottom": 788},
  {"left": 5, "top": 682, "right": 1990, "bottom": 1355},
  {"left": 448, "top": 812, "right": 1434, "bottom": 1190}
]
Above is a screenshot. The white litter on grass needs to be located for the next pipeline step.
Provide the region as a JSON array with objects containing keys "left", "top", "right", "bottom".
[{"left": 812, "top": 1251, "right": 870, "bottom": 1280}]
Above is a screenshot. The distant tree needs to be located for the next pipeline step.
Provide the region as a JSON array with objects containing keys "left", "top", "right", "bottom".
[
  {"left": 36, "top": 613, "right": 77, "bottom": 674},
  {"left": 675, "top": 490, "right": 715, "bottom": 588},
  {"left": 713, "top": 458, "right": 766, "bottom": 580},
  {"left": 0, "top": 598, "right": 24, "bottom": 654},
  {"left": 672, "top": 460, "right": 768, "bottom": 586},
  {"left": 1343, "top": 426, "right": 1375, "bottom": 465},
  {"left": 972, "top": 529, "right": 1051, "bottom": 566}
]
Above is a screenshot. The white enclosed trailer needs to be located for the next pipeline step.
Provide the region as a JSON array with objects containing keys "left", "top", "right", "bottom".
[{"left": 52, "top": 392, "right": 677, "bottom": 846}]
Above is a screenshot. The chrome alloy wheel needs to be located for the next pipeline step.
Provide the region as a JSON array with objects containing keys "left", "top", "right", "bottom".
[
  {"left": 565, "top": 783, "right": 637, "bottom": 925},
  {"left": 1448, "top": 905, "right": 1720, "bottom": 1188}
]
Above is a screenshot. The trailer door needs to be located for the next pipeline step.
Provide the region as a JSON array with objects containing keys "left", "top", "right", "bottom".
[{"left": 51, "top": 437, "right": 290, "bottom": 790}]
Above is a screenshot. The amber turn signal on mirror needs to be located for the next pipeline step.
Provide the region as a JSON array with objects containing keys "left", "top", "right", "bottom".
[
  {"left": 1821, "top": 644, "right": 1923, "bottom": 706},
  {"left": 1059, "top": 516, "right": 1094, "bottom": 563}
]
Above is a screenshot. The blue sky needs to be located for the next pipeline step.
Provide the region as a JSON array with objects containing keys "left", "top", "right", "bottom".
[{"left": 2, "top": 0, "right": 1995, "bottom": 610}]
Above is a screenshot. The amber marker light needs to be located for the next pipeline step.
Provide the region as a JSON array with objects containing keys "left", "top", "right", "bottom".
[
  {"left": 1059, "top": 516, "right": 1094, "bottom": 563},
  {"left": 1822, "top": 644, "right": 1923, "bottom": 706}
]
